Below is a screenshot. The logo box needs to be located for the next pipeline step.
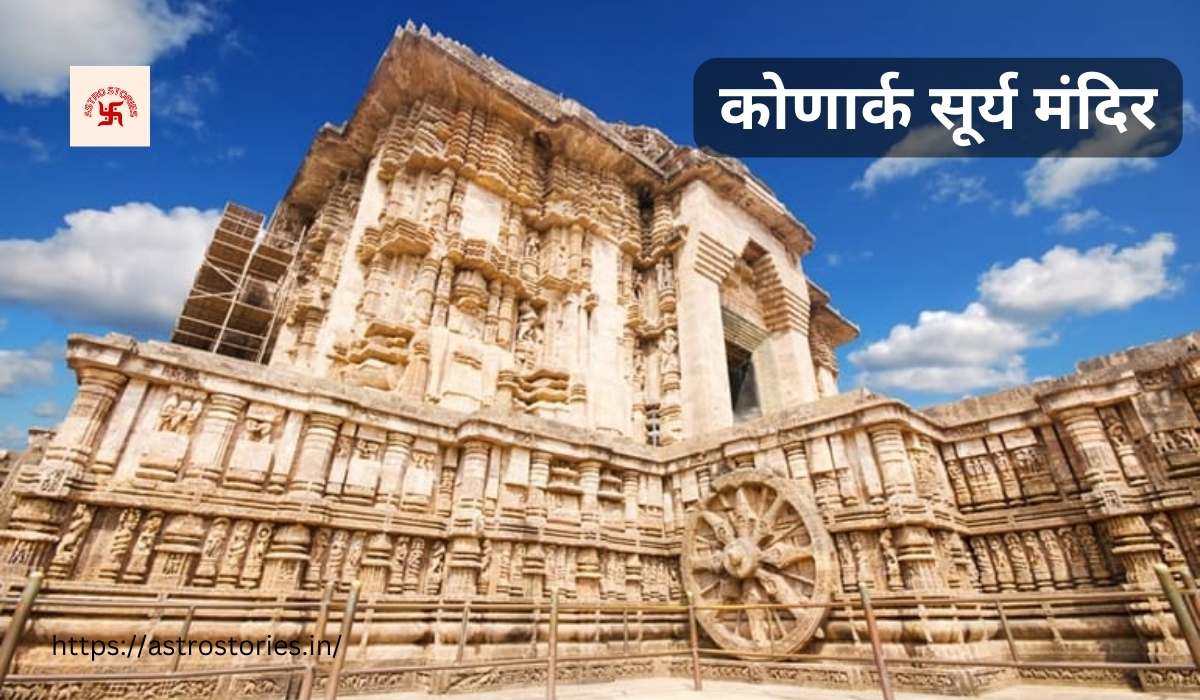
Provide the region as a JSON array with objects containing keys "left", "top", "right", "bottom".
[{"left": 70, "top": 66, "right": 151, "bottom": 148}]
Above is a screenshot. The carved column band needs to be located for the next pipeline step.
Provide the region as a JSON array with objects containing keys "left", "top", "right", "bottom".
[
  {"left": 183, "top": 394, "right": 247, "bottom": 483},
  {"left": 380, "top": 432, "right": 415, "bottom": 509},
  {"left": 526, "top": 450, "right": 550, "bottom": 527},
  {"left": 579, "top": 460, "right": 601, "bottom": 533},
  {"left": 45, "top": 368, "right": 128, "bottom": 476},
  {"left": 869, "top": 424, "right": 917, "bottom": 499},
  {"left": 288, "top": 413, "right": 341, "bottom": 499},
  {"left": 1056, "top": 406, "right": 1124, "bottom": 490}
]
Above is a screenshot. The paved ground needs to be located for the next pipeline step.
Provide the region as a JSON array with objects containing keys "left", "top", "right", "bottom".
[{"left": 354, "top": 677, "right": 1199, "bottom": 700}]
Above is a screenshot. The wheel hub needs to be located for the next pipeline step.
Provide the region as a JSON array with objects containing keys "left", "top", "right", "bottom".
[{"left": 722, "top": 537, "right": 760, "bottom": 579}]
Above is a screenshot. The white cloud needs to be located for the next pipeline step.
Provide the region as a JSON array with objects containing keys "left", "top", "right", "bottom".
[
  {"left": 0, "top": 202, "right": 220, "bottom": 333},
  {"left": 858, "top": 356, "right": 1029, "bottom": 395},
  {"left": 0, "top": 126, "right": 49, "bottom": 162},
  {"left": 32, "top": 399, "right": 63, "bottom": 419},
  {"left": 1183, "top": 100, "right": 1198, "bottom": 131},
  {"left": 929, "top": 172, "right": 992, "bottom": 205},
  {"left": 853, "top": 158, "right": 940, "bottom": 194},
  {"left": 851, "top": 235, "right": 1180, "bottom": 395},
  {"left": 1022, "top": 156, "right": 1154, "bottom": 209},
  {"left": 0, "top": 0, "right": 212, "bottom": 101},
  {"left": 849, "top": 303, "right": 1042, "bottom": 393},
  {"left": 1053, "top": 208, "right": 1105, "bottom": 233},
  {"left": 852, "top": 125, "right": 961, "bottom": 193},
  {"left": 0, "top": 343, "right": 57, "bottom": 394},
  {"left": 1016, "top": 123, "right": 1169, "bottom": 211},
  {"left": 155, "top": 73, "right": 217, "bottom": 130},
  {"left": 979, "top": 233, "right": 1178, "bottom": 321},
  {"left": 824, "top": 253, "right": 842, "bottom": 268},
  {"left": 850, "top": 302, "right": 1037, "bottom": 370}
]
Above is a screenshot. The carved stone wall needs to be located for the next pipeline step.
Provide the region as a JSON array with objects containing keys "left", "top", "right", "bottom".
[{"left": 2, "top": 22, "right": 1198, "bottom": 698}]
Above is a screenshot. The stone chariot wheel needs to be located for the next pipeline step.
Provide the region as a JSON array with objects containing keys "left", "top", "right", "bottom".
[{"left": 681, "top": 469, "right": 835, "bottom": 656}]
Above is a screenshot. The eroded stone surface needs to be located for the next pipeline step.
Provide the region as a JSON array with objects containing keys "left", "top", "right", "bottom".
[{"left": 1, "top": 21, "right": 1198, "bottom": 699}]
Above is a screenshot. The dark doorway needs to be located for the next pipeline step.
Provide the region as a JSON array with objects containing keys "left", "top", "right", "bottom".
[{"left": 726, "top": 342, "right": 761, "bottom": 422}]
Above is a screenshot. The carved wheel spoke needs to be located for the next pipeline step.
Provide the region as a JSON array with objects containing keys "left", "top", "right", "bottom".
[{"left": 682, "top": 470, "right": 834, "bottom": 657}]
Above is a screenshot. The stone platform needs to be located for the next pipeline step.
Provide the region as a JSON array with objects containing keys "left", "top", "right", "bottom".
[{"left": 352, "top": 677, "right": 1200, "bottom": 700}]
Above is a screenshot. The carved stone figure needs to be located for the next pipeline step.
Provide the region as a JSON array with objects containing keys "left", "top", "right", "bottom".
[
  {"left": 405, "top": 538, "right": 426, "bottom": 594},
  {"left": 658, "top": 328, "right": 679, "bottom": 375},
  {"left": 426, "top": 540, "right": 446, "bottom": 595},
  {"left": 1039, "top": 529, "right": 1071, "bottom": 587},
  {"left": 514, "top": 302, "right": 542, "bottom": 371},
  {"left": 122, "top": 511, "right": 163, "bottom": 582},
  {"left": 48, "top": 504, "right": 94, "bottom": 576},
  {"left": 1022, "top": 530, "right": 1052, "bottom": 589},
  {"left": 879, "top": 530, "right": 903, "bottom": 591},
  {"left": 194, "top": 517, "right": 231, "bottom": 585},
  {"left": 1149, "top": 514, "right": 1186, "bottom": 565},
  {"left": 156, "top": 389, "right": 204, "bottom": 434}
]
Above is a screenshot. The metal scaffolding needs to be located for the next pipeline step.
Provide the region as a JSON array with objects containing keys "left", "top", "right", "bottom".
[{"left": 170, "top": 202, "right": 296, "bottom": 363}]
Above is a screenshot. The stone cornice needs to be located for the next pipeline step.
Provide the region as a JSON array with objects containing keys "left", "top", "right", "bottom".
[{"left": 65, "top": 330, "right": 1200, "bottom": 482}]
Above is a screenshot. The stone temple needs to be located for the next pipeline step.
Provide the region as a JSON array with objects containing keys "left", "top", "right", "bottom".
[{"left": 2, "top": 22, "right": 1199, "bottom": 699}]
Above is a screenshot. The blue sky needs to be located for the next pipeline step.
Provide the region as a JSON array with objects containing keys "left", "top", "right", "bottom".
[{"left": 0, "top": 1, "right": 1197, "bottom": 449}]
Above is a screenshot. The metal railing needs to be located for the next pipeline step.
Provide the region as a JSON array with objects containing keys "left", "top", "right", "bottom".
[{"left": 0, "top": 564, "right": 1196, "bottom": 700}]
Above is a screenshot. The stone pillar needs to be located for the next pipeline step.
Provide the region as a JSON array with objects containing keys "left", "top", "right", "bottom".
[
  {"left": 412, "top": 257, "right": 439, "bottom": 325},
  {"left": 868, "top": 424, "right": 917, "bottom": 500},
  {"left": 452, "top": 441, "right": 489, "bottom": 527},
  {"left": 782, "top": 440, "right": 809, "bottom": 482},
  {"left": 675, "top": 255, "right": 733, "bottom": 436},
  {"left": 484, "top": 279, "right": 501, "bottom": 344},
  {"left": 182, "top": 394, "right": 246, "bottom": 484},
  {"left": 895, "top": 526, "right": 943, "bottom": 592},
  {"left": 446, "top": 440, "right": 489, "bottom": 598},
  {"left": 496, "top": 285, "right": 516, "bottom": 348},
  {"left": 431, "top": 258, "right": 454, "bottom": 327},
  {"left": 625, "top": 552, "right": 643, "bottom": 602},
  {"left": 360, "top": 252, "right": 391, "bottom": 318},
  {"left": 576, "top": 546, "right": 601, "bottom": 600},
  {"left": 358, "top": 532, "right": 393, "bottom": 594},
  {"left": 526, "top": 451, "right": 550, "bottom": 528},
  {"left": 1102, "top": 515, "right": 1163, "bottom": 587},
  {"left": 435, "top": 447, "right": 457, "bottom": 518},
  {"left": 807, "top": 437, "right": 843, "bottom": 514},
  {"left": 1056, "top": 407, "right": 1125, "bottom": 491},
  {"left": 623, "top": 471, "right": 640, "bottom": 535},
  {"left": 288, "top": 414, "right": 341, "bottom": 499},
  {"left": 579, "top": 460, "right": 601, "bottom": 534},
  {"left": 42, "top": 368, "right": 128, "bottom": 479},
  {"left": 378, "top": 432, "right": 414, "bottom": 509},
  {"left": 495, "top": 370, "right": 517, "bottom": 411}
]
